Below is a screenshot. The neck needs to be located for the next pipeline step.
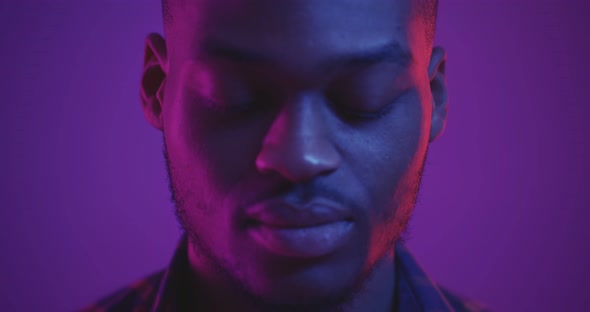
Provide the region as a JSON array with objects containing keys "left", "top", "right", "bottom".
[
  {"left": 343, "top": 249, "right": 396, "bottom": 312},
  {"left": 186, "top": 243, "right": 396, "bottom": 312}
]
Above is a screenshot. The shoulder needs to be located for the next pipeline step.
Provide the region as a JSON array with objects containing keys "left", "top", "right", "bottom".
[
  {"left": 80, "top": 270, "right": 166, "bottom": 312},
  {"left": 439, "top": 286, "right": 493, "bottom": 312}
]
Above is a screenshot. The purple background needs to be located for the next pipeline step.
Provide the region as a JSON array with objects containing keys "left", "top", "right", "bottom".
[{"left": 2, "top": 0, "right": 589, "bottom": 311}]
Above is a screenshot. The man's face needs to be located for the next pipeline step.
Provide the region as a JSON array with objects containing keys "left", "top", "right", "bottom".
[{"left": 152, "top": 0, "right": 443, "bottom": 307}]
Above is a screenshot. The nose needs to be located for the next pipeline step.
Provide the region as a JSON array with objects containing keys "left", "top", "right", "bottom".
[{"left": 255, "top": 92, "right": 341, "bottom": 182}]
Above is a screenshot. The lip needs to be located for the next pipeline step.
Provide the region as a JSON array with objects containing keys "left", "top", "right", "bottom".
[
  {"left": 245, "top": 199, "right": 354, "bottom": 258},
  {"left": 245, "top": 198, "right": 353, "bottom": 228}
]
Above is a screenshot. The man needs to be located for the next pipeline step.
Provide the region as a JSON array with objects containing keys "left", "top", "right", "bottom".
[{"left": 84, "top": 0, "right": 487, "bottom": 311}]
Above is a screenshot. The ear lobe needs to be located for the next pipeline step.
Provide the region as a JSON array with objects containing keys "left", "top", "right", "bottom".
[
  {"left": 140, "top": 33, "right": 168, "bottom": 131},
  {"left": 427, "top": 47, "right": 448, "bottom": 143}
]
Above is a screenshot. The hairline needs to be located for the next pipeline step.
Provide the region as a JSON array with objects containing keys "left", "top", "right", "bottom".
[{"left": 160, "top": 0, "right": 439, "bottom": 50}]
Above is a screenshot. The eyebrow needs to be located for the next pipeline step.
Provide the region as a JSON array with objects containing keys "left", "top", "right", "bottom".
[{"left": 201, "top": 39, "right": 413, "bottom": 70}]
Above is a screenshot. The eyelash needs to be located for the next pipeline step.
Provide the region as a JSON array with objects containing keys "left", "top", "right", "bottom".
[
  {"left": 340, "top": 102, "right": 395, "bottom": 121},
  {"left": 201, "top": 97, "right": 257, "bottom": 114},
  {"left": 327, "top": 89, "right": 405, "bottom": 122},
  {"left": 201, "top": 94, "right": 398, "bottom": 121}
]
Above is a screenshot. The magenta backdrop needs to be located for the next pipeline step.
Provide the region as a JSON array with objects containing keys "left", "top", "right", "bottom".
[{"left": 1, "top": 0, "right": 589, "bottom": 311}]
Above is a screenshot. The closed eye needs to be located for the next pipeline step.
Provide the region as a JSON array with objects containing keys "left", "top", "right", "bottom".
[
  {"left": 339, "top": 102, "right": 395, "bottom": 121},
  {"left": 198, "top": 94, "right": 258, "bottom": 114}
]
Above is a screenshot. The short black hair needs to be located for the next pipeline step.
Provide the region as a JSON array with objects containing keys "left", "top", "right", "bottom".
[
  {"left": 161, "top": 0, "right": 174, "bottom": 25},
  {"left": 161, "top": 0, "right": 438, "bottom": 46},
  {"left": 419, "top": 0, "right": 439, "bottom": 48}
]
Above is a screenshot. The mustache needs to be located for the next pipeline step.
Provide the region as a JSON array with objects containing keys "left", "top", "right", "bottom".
[
  {"left": 163, "top": 136, "right": 360, "bottom": 216},
  {"left": 243, "top": 179, "right": 359, "bottom": 212}
]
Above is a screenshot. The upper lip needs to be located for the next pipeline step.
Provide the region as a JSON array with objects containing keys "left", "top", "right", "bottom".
[{"left": 245, "top": 198, "right": 353, "bottom": 228}]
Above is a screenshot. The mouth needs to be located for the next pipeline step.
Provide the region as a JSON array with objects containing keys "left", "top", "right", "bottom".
[{"left": 245, "top": 199, "right": 355, "bottom": 258}]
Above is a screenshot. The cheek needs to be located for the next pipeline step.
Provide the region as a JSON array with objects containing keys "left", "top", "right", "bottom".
[
  {"left": 348, "top": 89, "right": 429, "bottom": 230},
  {"left": 372, "top": 108, "right": 429, "bottom": 259},
  {"left": 354, "top": 89, "right": 429, "bottom": 186},
  {"left": 164, "top": 80, "right": 272, "bottom": 205}
]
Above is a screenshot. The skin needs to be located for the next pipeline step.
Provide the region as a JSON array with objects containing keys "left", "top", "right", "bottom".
[{"left": 140, "top": 0, "right": 447, "bottom": 311}]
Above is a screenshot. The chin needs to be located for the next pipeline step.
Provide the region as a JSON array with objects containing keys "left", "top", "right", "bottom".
[{"left": 241, "top": 260, "right": 361, "bottom": 310}]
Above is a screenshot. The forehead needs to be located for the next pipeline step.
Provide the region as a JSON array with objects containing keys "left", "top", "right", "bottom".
[{"left": 167, "top": 0, "right": 419, "bottom": 72}]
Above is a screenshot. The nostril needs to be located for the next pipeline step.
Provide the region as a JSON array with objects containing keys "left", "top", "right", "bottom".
[{"left": 255, "top": 136, "right": 341, "bottom": 182}]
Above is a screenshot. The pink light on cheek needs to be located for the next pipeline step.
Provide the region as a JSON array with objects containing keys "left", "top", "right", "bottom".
[{"left": 182, "top": 61, "right": 216, "bottom": 99}]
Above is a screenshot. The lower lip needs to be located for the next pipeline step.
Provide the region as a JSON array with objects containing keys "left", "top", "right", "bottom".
[{"left": 248, "top": 221, "right": 354, "bottom": 258}]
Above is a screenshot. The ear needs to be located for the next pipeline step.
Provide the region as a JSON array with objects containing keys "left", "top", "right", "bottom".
[
  {"left": 427, "top": 47, "right": 448, "bottom": 143},
  {"left": 140, "top": 33, "right": 168, "bottom": 131}
]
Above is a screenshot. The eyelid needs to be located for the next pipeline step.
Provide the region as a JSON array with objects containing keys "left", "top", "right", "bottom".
[
  {"left": 344, "top": 101, "right": 395, "bottom": 120},
  {"left": 201, "top": 92, "right": 270, "bottom": 116},
  {"left": 347, "top": 87, "right": 409, "bottom": 118},
  {"left": 198, "top": 95, "right": 237, "bottom": 113},
  {"left": 198, "top": 95, "right": 225, "bottom": 111}
]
